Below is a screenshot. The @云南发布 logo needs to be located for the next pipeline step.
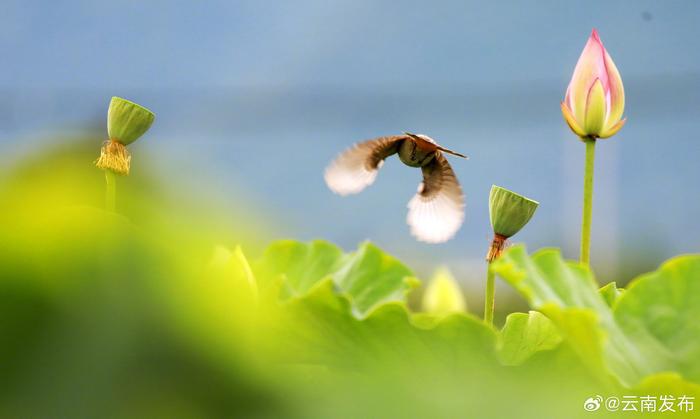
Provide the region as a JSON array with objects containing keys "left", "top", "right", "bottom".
[{"left": 584, "top": 396, "right": 603, "bottom": 411}]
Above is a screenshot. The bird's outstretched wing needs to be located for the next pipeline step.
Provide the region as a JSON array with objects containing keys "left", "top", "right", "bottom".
[
  {"left": 324, "top": 135, "right": 405, "bottom": 195},
  {"left": 406, "top": 152, "right": 465, "bottom": 243}
]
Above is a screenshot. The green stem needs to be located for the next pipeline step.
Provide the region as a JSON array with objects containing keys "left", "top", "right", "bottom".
[
  {"left": 484, "top": 263, "right": 496, "bottom": 325},
  {"left": 105, "top": 170, "right": 116, "bottom": 212},
  {"left": 580, "top": 138, "right": 596, "bottom": 265}
]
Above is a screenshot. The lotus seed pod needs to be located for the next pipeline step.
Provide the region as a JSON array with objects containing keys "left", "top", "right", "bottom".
[
  {"left": 97, "top": 97, "right": 155, "bottom": 175},
  {"left": 489, "top": 185, "right": 539, "bottom": 238},
  {"left": 107, "top": 97, "right": 155, "bottom": 145}
]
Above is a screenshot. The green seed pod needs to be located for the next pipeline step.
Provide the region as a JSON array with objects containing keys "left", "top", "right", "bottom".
[
  {"left": 486, "top": 186, "right": 538, "bottom": 262},
  {"left": 107, "top": 97, "right": 155, "bottom": 145},
  {"left": 97, "top": 97, "right": 155, "bottom": 175},
  {"left": 489, "top": 185, "right": 539, "bottom": 238}
]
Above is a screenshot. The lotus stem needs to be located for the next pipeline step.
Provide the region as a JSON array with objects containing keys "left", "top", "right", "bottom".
[
  {"left": 484, "top": 263, "right": 496, "bottom": 325},
  {"left": 105, "top": 170, "right": 116, "bottom": 212},
  {"left": 485, "top": 186, "right": 539, "bottom": 325},
  {"left": 580, "top": 138, "right": 596, "bottom": 265},
  {"left": 484, "top": 234, "right": 506, "bottom": 325}
]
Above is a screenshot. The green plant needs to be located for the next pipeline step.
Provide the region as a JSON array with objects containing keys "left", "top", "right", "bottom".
[
  {"left": 485, "top": 185, "right": 538, "bottom": 324},
  {"left": 3, "top": 25, "right": 695, "bottom": 417},
  {"left": 561, "top": 29, "right": 626, "bottom": 265},
  {"left": 492, "top": 245, "right": 700, "bottom": 388},
  {"left": 2, "top": 145, "right": 699, "bottom": 417},
  {"left": 95, "top": 97, "right": 155, "bottom": 211}
]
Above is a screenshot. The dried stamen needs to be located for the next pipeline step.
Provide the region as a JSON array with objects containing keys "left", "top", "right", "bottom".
[
  {"left": 95, "top": 139, "right": 131, "bottom": 175},
  {"left": 486, "top": 234, "right": 508, "bottom": 262}
]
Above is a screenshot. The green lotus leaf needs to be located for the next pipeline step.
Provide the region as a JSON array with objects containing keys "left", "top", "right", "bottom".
[
  {"left": 254, "top": 239, "right": 345, "bottom": 295},
  {"left": 255, "top": 240, "right": 418, "bottom": 315},
  {"left": 634, "top": 372, "right": 700, "bottom": 399},
  {"left": 498, "top": 310, "right": 562, "bottom": 366},
  {"left": 492, "top": 245, "right": 700, "bottom": 387},
  {"left": 615, "top": 255, "right": 700, "bottom": 383},
  {"left": 274, "top": 277, "right": 497, "bottom": 372},
  {"left": 598, "top": 282, "right": 624, "bottom": 307}
]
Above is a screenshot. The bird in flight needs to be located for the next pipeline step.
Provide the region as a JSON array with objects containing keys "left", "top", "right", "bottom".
[{"left": 324, "top": 132, "right": 467, "bottom": 243}]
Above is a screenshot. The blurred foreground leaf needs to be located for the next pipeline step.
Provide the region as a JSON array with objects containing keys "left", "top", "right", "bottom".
[
  {"left": 0, "top": 207, "right": 283, "bottom": 419},
  {"left": 635, "top": 372, "right": 700, "bottom": 398},
  {"left": 3, "top": 142, "right": 699, "bottom": 418}
]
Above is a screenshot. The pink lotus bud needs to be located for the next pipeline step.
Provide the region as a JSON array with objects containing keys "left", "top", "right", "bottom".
[{"left": 561, "top": 29, "right": 626, "bottom": 139}]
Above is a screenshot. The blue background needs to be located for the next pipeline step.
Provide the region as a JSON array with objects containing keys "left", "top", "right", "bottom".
[{"left": 2, "top": 1, "right": 699, "bottom": 287}]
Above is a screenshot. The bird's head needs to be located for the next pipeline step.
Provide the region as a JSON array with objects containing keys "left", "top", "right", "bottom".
[{"left": 404, "top": 132, "right": 436, "bottom": 144}]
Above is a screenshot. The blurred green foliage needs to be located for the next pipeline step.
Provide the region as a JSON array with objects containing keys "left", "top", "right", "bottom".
[
  {"left": 1, "top": 141, "right": 699, "bottom": 418},
  {"left": 421, "top": 267, "right": 467, "bottom": 316}
]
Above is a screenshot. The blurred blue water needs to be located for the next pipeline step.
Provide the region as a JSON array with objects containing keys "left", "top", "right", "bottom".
[{"left": 1, "top": 1, "right": 699, "bottom": 285}]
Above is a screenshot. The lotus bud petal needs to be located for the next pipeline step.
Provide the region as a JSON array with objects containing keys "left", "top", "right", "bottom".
[
  {"left": 562, "top": 29, "right": 625, "bottom": 139},
  {"left": 583, "top": 79, "right": 607, "bottom": 134},
  {"left": 422, "top": 267, "right": 467, "bottom": 316}
]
